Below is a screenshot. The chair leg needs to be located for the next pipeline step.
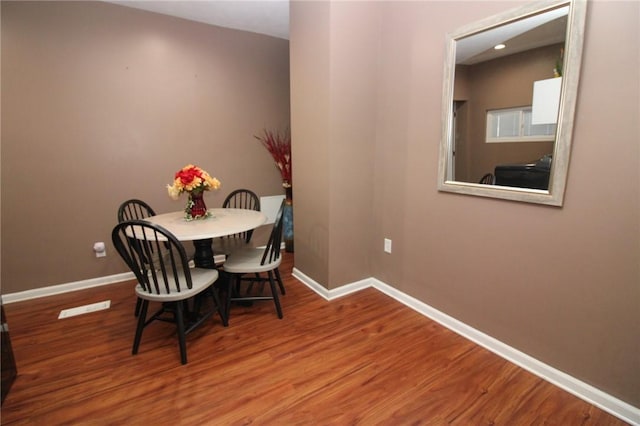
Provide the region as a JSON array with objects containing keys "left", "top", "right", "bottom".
[
  {"left": 192, "top": 292, "right": 202, "bottom": 319},
  {"left": 274, "top": 268, "right": 285, "bottom": 295},
  {"left": 224, "top": 276, "right": 236, "bottom": 323},
  {"left": 134, "top": 297, "right": 142, "bottom": 317},
  {"left": 234, "top": 277, "right": 242, "bottom": 296},
  {"left": 132, "top": 299, "right": 149, "bottom": 355},
  {"left": 247, "top": 273, "right": 261, "bottom": 294},
  {"left": 268, "top": 270, "right": 283, "bottom": 319},
  {"left": 211, "top": 286, "right": 228, "bottom": 327},
  {"left": 175, "top": 301, "right": 188, "bottom": 365}
]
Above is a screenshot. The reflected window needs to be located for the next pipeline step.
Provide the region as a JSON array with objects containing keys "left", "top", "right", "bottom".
[{"left": 486, "top": 107, "right": 556, "bottom": 143}]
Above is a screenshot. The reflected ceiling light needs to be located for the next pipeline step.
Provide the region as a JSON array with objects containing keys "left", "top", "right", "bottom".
[{"left": 494, "top": 43, "right": 506, "bottom": 50}]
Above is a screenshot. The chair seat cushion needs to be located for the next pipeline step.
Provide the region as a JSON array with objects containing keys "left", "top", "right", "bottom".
[
  {"left": 136, "top": 267, "right": 219, "bottom": 302},
  {"left": 222, "top": 247, "right": 282, "bottom": 274}
]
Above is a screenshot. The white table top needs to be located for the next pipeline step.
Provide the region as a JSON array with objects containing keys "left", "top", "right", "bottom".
[{"left": 145, "top": 208, "right": 267, "bottom": 241}]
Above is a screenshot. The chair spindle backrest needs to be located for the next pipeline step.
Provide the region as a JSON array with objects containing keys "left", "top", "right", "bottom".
[
  {"left": 479, "top": 173, "right": 495, "bottom": 185},
  {"left": 117, "top": 199, "right": 156, "bottom": 222},
  {"left": 260, "top": 200, "right": 285, "bottom": 266},
  {"left": 112, "top": 220, "right": 193, "bottom": 295},
  {"left": 222, "top": 189, "right": 261, "bottom": 243}
]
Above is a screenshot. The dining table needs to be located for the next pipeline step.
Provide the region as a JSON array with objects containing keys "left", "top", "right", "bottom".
[{"left": 145, "top": 208, "right": 267, "bottom": 269}]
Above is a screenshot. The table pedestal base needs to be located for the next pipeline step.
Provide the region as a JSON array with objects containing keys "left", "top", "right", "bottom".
[{"left": 192, "top": 238, "right": 215, "bottom": 269}]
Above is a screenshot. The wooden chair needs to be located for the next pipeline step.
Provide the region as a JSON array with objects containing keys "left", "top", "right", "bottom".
[
  {"left": 117, "top": 199, "right": 156, "bottom": 317},
  {"left": 112, "top": 220, "right": 227, "bottom": 365},
  {"left": 214, "top": 189, "right": 262, "bottom": 266},
  {"left": 479, "top": 173, "right": 495, "bottom": 185},
  {"left": 218, "top": 190, "right": 285, "bottom": 296},
  {"left": 222, "top": 200, "right": 285, "bottom": 321}
]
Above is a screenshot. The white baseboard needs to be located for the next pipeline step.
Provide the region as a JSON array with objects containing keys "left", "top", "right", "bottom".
[
  {"left": 2, "top": 272, "right": 135, "bottom": 304},
  {"left": 292, "top": 267, "right": 640, "bottom": 425},
  {"left": 292, "top": 267, "right": 370, "bottom": 300}
]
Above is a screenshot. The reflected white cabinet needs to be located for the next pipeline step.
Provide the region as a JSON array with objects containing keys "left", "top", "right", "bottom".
[{"left": 532, "top": 77, "right": 562, "bottom": 124}]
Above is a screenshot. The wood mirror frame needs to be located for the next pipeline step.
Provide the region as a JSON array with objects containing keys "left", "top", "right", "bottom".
[{"left": 437, "top": 0, "right": 587, "bottom": 206}]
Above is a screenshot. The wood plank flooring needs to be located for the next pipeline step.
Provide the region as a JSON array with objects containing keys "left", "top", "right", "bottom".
[{"left": 1, "top": 253, "right": 628, "bottom": 425}]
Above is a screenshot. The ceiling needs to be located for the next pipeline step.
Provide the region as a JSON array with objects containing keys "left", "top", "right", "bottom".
[
  {"left": 108, "top": 1, "right": 565, "bottom": 62},
  {"left": 106, "top": 0, "right": 290, "bottom": 39},
  {"left": 456, "top": 6, "right": 568, "bottom": 65}
]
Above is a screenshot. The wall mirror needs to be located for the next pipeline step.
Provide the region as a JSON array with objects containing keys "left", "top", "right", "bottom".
[{"left": 437, "top": 0, "right": 587, "bottom": 206}]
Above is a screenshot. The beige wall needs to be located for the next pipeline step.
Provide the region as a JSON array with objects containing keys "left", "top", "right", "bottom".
[
  {"left": 291, "top": 0, "right": 639, "bottom": 408},
  {"left": 1, "top": 1, "right": 290, "bottom": 293},
  {"left": 289, "top": 1, "right": 331, "bottom": 287},
  {"left": 290, "top": 1, "right": 377, "bottom": 289},
  {"left": 326, "top": 2, "right": 378, "bottom": 289}
]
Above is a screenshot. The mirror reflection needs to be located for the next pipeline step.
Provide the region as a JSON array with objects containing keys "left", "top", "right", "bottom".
[
  {"left": 438, "top": 0, "right": 587, "bottom": 206},
  {"left": 452, "top": 6, "right": 567, "bottom": 189}
]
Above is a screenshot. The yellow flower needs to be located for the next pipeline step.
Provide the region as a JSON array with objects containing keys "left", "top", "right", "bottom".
[
  {"left": 167, "top": 183, "right": 181, "bottom": 200},
  {"left": 205, "top": 175, "right": 221, "bottom": 190}
]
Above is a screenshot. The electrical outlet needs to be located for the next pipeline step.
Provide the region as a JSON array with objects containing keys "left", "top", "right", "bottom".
[
  {"left": 93, "top": 242, "right": 106, "bottom": 258},
  {"left": 384, "top": 238, "right": 392, "bottom": 254}
]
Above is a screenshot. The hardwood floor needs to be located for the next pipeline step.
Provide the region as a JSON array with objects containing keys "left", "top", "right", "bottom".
[{"left": 1, "top": 253, "right": 627, "bottom": 425}]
